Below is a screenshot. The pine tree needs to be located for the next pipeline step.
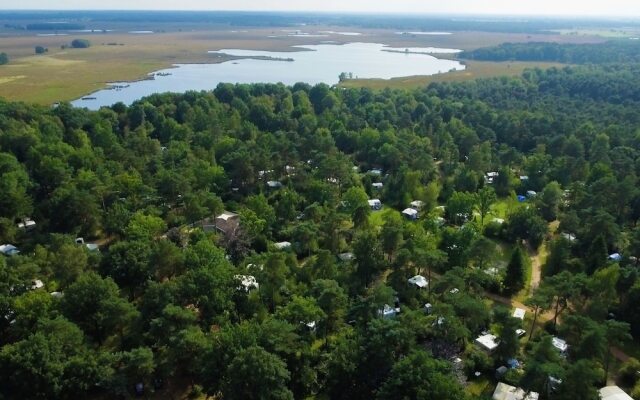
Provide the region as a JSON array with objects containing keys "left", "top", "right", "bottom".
[{"left": 504, "top": 246, "right": 525, "bottom": 294}]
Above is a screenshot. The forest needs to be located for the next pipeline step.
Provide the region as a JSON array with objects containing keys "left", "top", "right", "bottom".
[
  {"left": 1, "top": 64, "right": 640, "bottom": 399},
  {"left": 462, "top": 40, "right": 640, "bottom": 64}
]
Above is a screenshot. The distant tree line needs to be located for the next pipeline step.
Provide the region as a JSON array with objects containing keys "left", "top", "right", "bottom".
[{"left": 461, "top": 40, "right": 640, "bottom": 64}]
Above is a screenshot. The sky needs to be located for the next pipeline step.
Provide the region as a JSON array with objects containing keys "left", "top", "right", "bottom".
[{"left": 4, "top": 0, "right": 640, "bottom": 17}]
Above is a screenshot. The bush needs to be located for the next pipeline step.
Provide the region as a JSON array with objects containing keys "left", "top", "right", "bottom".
[
  {"left": 0, "top": 52, "right": 8, "bottom": 65},
  {"left": 619, "top": 357, "right": 640, "bottom": 387},
  {"left": 35, "top": 46, "right": 47, "bottom": 54},
  {"left": 71, "top": 39, "right": 91, "bottom": 49}
]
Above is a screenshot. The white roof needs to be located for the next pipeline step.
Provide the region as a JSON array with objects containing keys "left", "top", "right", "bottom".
[
  {"left": 475, "top": 333, "right": 499, "bottom": 351},
  {"left": 513, "top": 308, "right": 526, "bottom": 320},
  {"left": 368, "top": 169, "right": 383, "bottom": 175},
  {"left": 0, "top": 244, "right": 19, "bottom": 256},
  {"left": 267, "top": 180, "right": 283, "bottom": 188},
  {"left": 216, "top": 211, "right": 239, "bottom": 221},
  {"left": 493, "top": 382, "right": 539, "bottom": 400},
  {"left": 372, "top": 182, "right": 384, "bottom": 188},
  {"left": 486, "top": 172, "right": 499, "bottom": 177},
  {"left": 368, "top": 199, "right": 381, "bottom": 206},
  {"left": 31, "top": 280, "right": 44, "bottom": 290},
  {"left": 520, "top": 176, "right": 529, "bottom": 180},
  {"left": 402, "top": 208, "right": 418, "bottom": 216},
  {"left": 408, "top": 275, "right": 428, "bottom": 288},
  {"left": 274, "top": 241, "right": 292, "bottom": 250},
  {"left": 85, "top": 243, "right": 99, "bottom": 251},
  {"left": 17, "top": 219, "right": 36, "bottom": 228},
  {"left": 493, "top": 218, "right": 505, "bottom": 224},
  {"left": 379, "top": 304, "right": 398, "bottom": 318},
  {"left": 600, "top": 386, "right": 633, "bottom": 400},
  {"left": 552, "top": 337, "right": 568, "bottom": 352}
]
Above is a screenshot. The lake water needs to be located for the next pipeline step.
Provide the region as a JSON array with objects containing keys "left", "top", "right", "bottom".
[{"left": 72, "top": 42, "right": 464, "bottom": 110}]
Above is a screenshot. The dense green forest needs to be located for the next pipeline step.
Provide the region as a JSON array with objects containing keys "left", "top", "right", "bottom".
[
  {"left": 2, "top": 64, "right": 640, "bottom": 399},
  {"left": 461, "top": 39, "right": 640, "bottom": 64}
]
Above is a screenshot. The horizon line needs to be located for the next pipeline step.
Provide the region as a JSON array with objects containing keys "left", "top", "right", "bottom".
[{"left": 0, "top": 9, "right": 639, "bottom": 19}]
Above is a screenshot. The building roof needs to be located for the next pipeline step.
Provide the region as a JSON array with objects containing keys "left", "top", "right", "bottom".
[
  {"left": 552, "top": 337, "right": 568, "bottom": 352},
  {"left": 267, "top": 180, "right": 283, "bottom": 188},
  {"left": 338, "top": 252, "right": 355, "bottom": 261},
  {"left": 493, "top": 382, "right": 539, "bottom": 400},
  {"left": 0, "top": 244, "right": 19, "bottom": 256},
  {"left": 513, "top": 308, "right": 526, "bottom": 320},
  {"left": 599, "top": 386, "right": 633, "bottom": 400},
  {"left": 410, "top": 200, "right": 424, "bottom": 209},
  {"left": 372, "top": 182, "right": 384, "bottom": 188},
  {"left": 378, "top": 304, "right": 399, "bottom": 318},
  {"left": 17, "top": 218, "right": 36, "bottom": 229},
  {"left": 274, "top": 241, "right": 292, "bottom": 250},
  {"left": 408, "top": 275, "right": 428, "bottom": 288},
  {"left": 216, "top": 211, "right": 239, "bottom": 221},
  {"left": 402, "top": 208, "right": 418, "bottom": 216},
  {"left": 609, "top": 253, "right": 622, "bottom": 261},
  {"left": 475, "top": 333, "right": 499, "bottom": 352},
  {"left": 368, "top": 199, "right": 381, "bottom": 205}
]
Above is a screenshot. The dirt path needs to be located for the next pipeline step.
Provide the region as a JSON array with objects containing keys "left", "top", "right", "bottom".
[{"left": 529, "top": 248, "right": 543, "bottom": 296}]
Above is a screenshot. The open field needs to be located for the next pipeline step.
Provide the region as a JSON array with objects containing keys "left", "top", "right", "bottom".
[
  {"left": 0, "top": 27, "right": 602, "bottom": 104},
  {"left": 340, "top": 60, "right": 567, "bottom": 89}
]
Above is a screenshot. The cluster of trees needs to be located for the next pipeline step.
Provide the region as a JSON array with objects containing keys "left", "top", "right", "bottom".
[
  {"left": 71, "top": 39, "right": 91, "bottom": 49},
  {"left": 461, "top": 40, "right": 640, "bottom": 64},
  {"left": 1, "top": 63, "right": 640, "bottom": 398},
  {"left": 0, "top": 52, "right": 8, "bottom": 65},
  {"left": 35, "top": 45, "right": 48, "bottom": 54}
]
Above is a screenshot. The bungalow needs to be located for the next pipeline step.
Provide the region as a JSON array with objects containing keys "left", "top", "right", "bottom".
[
  {"left": 372, "top": 182, "right": 384, "bottom": 190},
  {"left": 17, "top": 218, "right": 36, "bottom": 230},
  {"left": 402, "top": 208, "right": 418, "bottom": 220},
  {"left": 423, "top": 303, "right": 433, "bottom": 314},
  {"left": 408, "top": 275, "right": 428, "bottom": 288},
  {"left": 206, "top": 211, "right": 240, "bottom": 235},
  {"left": 519, "top": 175, "right": 529, "bottom": 182},
  {"left": 31, "top": 280, "right": 44, "bottom": 290},
  {"left": 526, "top": 190, "right": 537, "bottom": 198},
  {"left": 378, "top": 304, "right": 400, "bottom": 319},
  {"left": 492, "top": 382, "right": 539, "bottom": 400},
  {"left": 600, "top": 386, "right": 633, "bottom": 400},
  {"left": 234, "top": 275, "right": 259, "bottom": 292},
  {"left": 274, "top": 241, "right": 292, "bottom": 250},
  {"left": 368, "top": 199, "right": 382, "bottom": 210},
  {"left": 0, "top": 244, "right": 19, "bottom": 256},
  {"left": 410, "top": 200, "right": 424, "bottom": 210},
  {"left": 552, "top": 337, "right": 568, "bottom": 354},
  {"left": 475, "top": 333, "right": 499, "bottom": 353},
  {"left": 513, "top": 308, "right": 526, "bottom": 320},
  {"left": 267, "top": 180, "right": 283, "bottom": 189},
  {"left": 368, "top": 168, "right": 383, "bottom": 176}
]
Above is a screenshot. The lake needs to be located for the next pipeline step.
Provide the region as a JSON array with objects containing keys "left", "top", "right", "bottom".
[{"left": 72, "top": 42, "right": 464, "bottom": 109}]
